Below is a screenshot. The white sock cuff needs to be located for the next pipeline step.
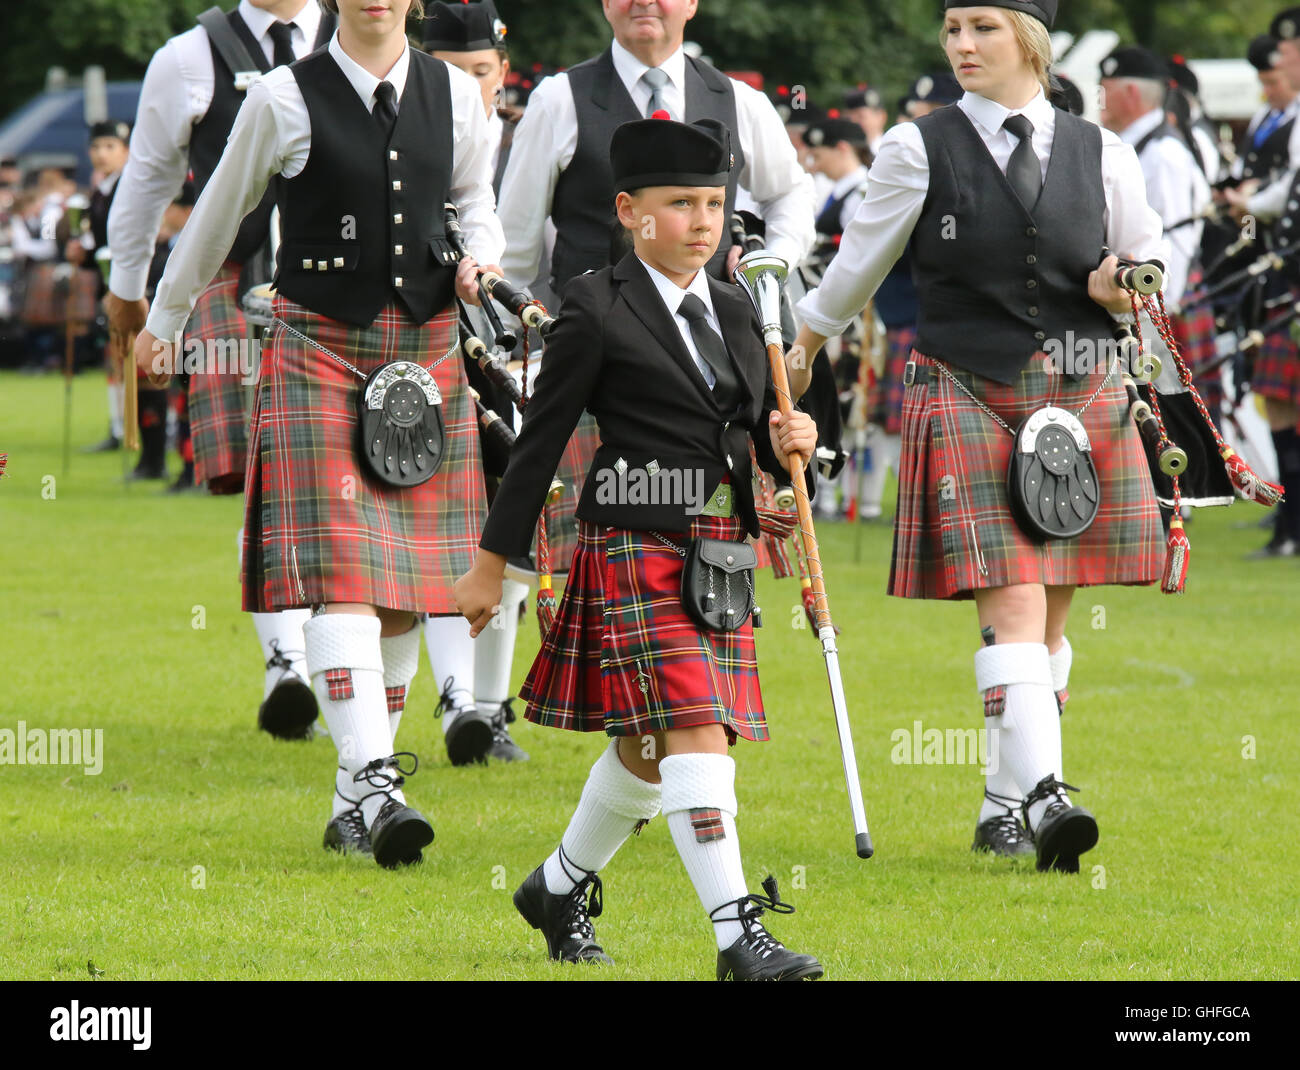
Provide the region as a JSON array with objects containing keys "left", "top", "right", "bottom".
[
  {"left": 1048, "top": 637, "right": 1073, "bottom": 692},
  {"left": 380, "top": 623, "right": 422, "bottom": 688},
  {"left": 659, "top": 753, "right": 738, "bottom": 817},
  {"left": 586, "top": 740, "right": 663, "bottom": 821},
  {"left": 304, "top": 614, "right": 383, "bottom": 677},
  {"left": 974, "top": 642, "right": 1051, "bottom": 693},
  {"left": 500, "top": 577, "right": 529, "bottom": 609}
]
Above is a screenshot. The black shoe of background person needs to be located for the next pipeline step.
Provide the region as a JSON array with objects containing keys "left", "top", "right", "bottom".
[
  {"left": 323, "top": 807, "right": 372, "bottom": 856},
  {"left": 353, "top": 754, "right": 433, "bottom": 868},
  {"left": 436, "top": 676, "right": 493, "bottom": 765},
  {"left": 257, "top": 640, "right": 318, "bottom": 741},
  {"left": 513, "top": 858, "right": 613, "bottom": 964},
  {"left": 486, "top": 698, "right": 529, "bottom": 762},
  {"left": 1246, "top": 536, "right": 1297, "bottom": 559},
  {"left": 167, "top": 462, "right": 196, "bottom": 493},
  {"left": 82, "top": 433, "right": 120, "bottom": 453}
]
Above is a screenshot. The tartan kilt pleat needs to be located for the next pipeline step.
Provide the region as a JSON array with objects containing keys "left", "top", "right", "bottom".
[
  {"left": 519, "top": 516, "right": 768, "bottom": 742},
  {"left": 241, "top": 297, "right": 485, "bottom": 613},
  {"left": 1251, "top": 325, "right": 1300, "bottom": 406},
  {"left": 1171, "top": 282, "right": 1222, "bottom": 414},
  {"left": 888, "top": 350, "right": 1164, "bottom": 600},
  {"left": 186, "top": 263, "right": 251, "bottom": 488},
  {"left": 868, "top": 325, "right": 915, "bottom": 435}
]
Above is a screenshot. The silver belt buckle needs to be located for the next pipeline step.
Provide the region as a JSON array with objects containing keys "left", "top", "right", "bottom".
[{"left": 904, "top": 360, "right": 917, "bottom": 387}]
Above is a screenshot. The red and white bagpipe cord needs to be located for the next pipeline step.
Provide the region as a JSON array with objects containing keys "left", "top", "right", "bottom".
[
  {"left": 516, "top": 330, "right": 560, "bottom": 639},
  {"left": 0, "top": 453, "right": 7, "bottom": 479},
  {"left": 1131, "top": 292, "right": 1286, "bottom": 592}
]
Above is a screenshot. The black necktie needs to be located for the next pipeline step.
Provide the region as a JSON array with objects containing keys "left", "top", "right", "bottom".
[
  {"left": 1002, "top": 113, "right": 1041, "bottom": 211},
  {"left": 678, "top": 293, "right": 740, "bottom": 410},
  {"left": 267, "top": 21, "right": 296, "bottom": 69},
  {"left": 374, "top": 81, "right": 398, "bottom": 142}
]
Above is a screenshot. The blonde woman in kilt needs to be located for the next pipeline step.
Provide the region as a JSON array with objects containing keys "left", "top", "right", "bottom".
[
  {"left": 794, "top": 0, "right": 1168, "bottom": 872},
  {"left": 457, "top": 118, "right": 823, "bottom": 979},
  {"left": 136, "top": 0, "right": 505, "bottom": 867}
]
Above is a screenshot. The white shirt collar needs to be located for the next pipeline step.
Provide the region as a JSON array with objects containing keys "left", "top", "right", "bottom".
[
  {"left": 959, "top": 87, "right": 1054, "bottom": 140},
  {"left": 638, "top": 255, "right": 715, "bottom": 320},
  {"left": 327, "top": 32, "right": 410, "bottom": 112},
  {"left": 238, "top": 0, "right": 321, "bottom": 52},
  {"left": 611, "top": 38, "right": 686, "bottom": 99},
  {"left": 830, "top": 165, "right": 870, "bottom": 198},
  {"left": 97, "top": 171, "right": 121, "bottom": 196},
  {"left": 1120, "top": 107, "right": 1166, "bottom": 147}
]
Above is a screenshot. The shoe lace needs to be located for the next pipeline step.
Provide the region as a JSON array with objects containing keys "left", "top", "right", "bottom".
[
  {"left": 710, "top": 874, "right": 795, "bottom": 960},
  {"left": 433, "top": 676, "right": 475, "bottom": 720},
  {"left": 265, "top": 638, "right": 304, "bottom": 678},
  {"left": 556, "top": 845, "right": 603, "bottom": 940},
  {"left": 490, "top": 698, "right": 518, "bottom": 742},
  {"left": 1020, "top": 775, "right": 1081, "bottom": 831},
  {"left": 351, "top": 752, "right": 419, "bottom": 792}
]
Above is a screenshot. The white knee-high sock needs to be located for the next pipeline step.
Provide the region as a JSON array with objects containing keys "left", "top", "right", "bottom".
[
  {"left": 1049, "top": 636, "right": 1072, "bottom": 714},
  {"left": 474, "top": 577, "right": 527, "bottom": 716},
  {"left": 252, "top": 609, "right": 312, "bottom": 698},
  {"left": 975, "top": 642, "right": 1064, "bottom": 832},
  {"left": 423, "top": 614, "right": 477, "bottom": 732},
  {"left": 380, "top": 621, "right": 422, "bottom": 742},
  {"left": 660, "top": 752, "right": 749, "bottom": 951},
  {"left": 108, "top": 381, "right": 125, "bottom": 440},
  {"left": 304, "top": 614, "right": 399, "bottom": 828},
  {"left": 542, "top": 740, "right": 662, "bottom": 894}
]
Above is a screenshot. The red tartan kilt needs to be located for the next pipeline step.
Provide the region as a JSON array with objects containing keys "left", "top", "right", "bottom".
[
  {"left": 1171, "top": 284, "right": 1222, "bottom": 413},
  {"left": 1251, "top": 326, "right": 1300, "bottom": 406},
  {"left": 520, "top": 516, "right": 768, "bottom": 742},
  {"left": 186, "top": 263, "right": 251, "bottom": 489},
  {"left": 889, "top": 350, "right": 1164, "bottom": 600},
  {"left": 867, "top": 325, "right": 914, "bottom": 435},
  {"left": 21, "top": 263, "right": 98, "bottom": 327},
  {"left": 241, "top": 297, "right": 485, "bottom": 613}
]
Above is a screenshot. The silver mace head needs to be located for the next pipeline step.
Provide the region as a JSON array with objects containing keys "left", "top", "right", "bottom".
[
  {"left": 64, "top": 192, "right": 90, "bottom": 234},
  {"left": 735, "top": 250, "right": 788, "bottom": 343}
]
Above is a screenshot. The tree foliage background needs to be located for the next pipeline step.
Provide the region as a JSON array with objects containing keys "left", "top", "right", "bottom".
[{"left": 0, "top": 0, "right": 1286, "bottom": 120}]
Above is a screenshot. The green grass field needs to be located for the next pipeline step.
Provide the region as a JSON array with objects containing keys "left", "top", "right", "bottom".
[{"left": 1, "top": 369, "right": 1297, "bottom": 981}]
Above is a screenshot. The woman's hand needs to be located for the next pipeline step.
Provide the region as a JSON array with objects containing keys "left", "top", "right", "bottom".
[
  {"left": 455, "top": 257, "right": 505, "bottom": 306},
  {"left": 787, "top": 324, "right": 828, "bottom": 402},
  {"left": 454, "top": 550, "right": 508, "bottom": 638},
  {"left": 134, "top": 329, "right": 173, "bottom": 388},
  {"left": 768, "top": 409, "right": 817, "bottom": 473},
  {"left": 1088, "top": 254, "right": 1135, "bottom": 316}
]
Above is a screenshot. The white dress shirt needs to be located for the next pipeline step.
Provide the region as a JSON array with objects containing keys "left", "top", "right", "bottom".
[
  {"left": 145, "top": 35, "right": 504, "bottom": 341},
  {"left": 816, "top": 165, "right": 870, "bottom": 234},
  {"left": 496, "top": 39, "right": 816, "bottom": 286},
  {"left": 108, "top": 0, "right": 323, "bottom": 302},
  {"left": 1120, "top": 107, "right": 1210, "bottom": 304},
  {"left": 638, "top": 257, "right": 723, "bottom": 389},
  {"left": 797, "top": 90, "right": 1167, "bottom": 338}
]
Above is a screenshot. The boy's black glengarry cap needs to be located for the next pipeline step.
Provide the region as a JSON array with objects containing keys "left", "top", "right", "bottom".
[
  {"left": 422, "top": 0, "right": 506, "bottom": 52},
  {"left": 1270, "top": 7, "right": 1300, "bottom": 40},
  {"left": 1250, "top": 34, "right": 1283, "bottom": 70},
  {"left": 943, "top": 0, "right": 1056, "bottom": 29},
  {"left": 1099, "top": 45, "right": 1169, "bottom": 80},
  {"left": 89, "top": 120, "right": 131, "bottom": 144},
  {"left": 905, "top": 71, "right": 962, "bottom": 106},
  {"left": 611, "top": 118, "right": 733, "bottom": 193},
  {"left": 803, "top": 117, "right": 867, "bottom": 148},
  {"left": 842, "top": 86, "right": 883, "bottom": 111}
]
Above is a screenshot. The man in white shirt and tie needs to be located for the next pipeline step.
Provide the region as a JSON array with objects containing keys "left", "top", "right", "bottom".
[{"left": 106, "top": 0, "right": 336, "bottom": 743}]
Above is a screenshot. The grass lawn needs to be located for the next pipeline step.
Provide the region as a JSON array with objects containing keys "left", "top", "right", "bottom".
[{"left": 1, "top": 369, "right": 1296, "bottom": 980}]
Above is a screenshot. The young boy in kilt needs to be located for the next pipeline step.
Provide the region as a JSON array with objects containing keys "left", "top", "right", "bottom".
[
  {"left": 108, "top": 0, "right": 339, "bottom": 742},
  {"left": 794, "top": 0, "right": 1168, "bottom": 872},
  {"left": 136, "top": 0, "right": 505, "bottom": 867},
  {"left": 456, "top": 117, "right": 823, "bottom": 981}
]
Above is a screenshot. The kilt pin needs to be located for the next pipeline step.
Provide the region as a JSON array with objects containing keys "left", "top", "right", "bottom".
[
  {"left": 889, "top": 350, "right": 1164, "bottom": 600},
  {"left": 241, "top": 296, "right": 485, "bottom": 613},
  {"left": 185, "top": 262, "right": 252, "bottom": 488}
]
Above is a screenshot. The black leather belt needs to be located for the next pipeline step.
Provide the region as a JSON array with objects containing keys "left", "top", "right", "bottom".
[{"left": 903, "top": 360, "right": 932, "bottom": 387}]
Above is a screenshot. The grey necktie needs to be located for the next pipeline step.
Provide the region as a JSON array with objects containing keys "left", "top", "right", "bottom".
[
  {"left": 641, "top": 67, "right": 671, "bottom": 118},
  {"left": 1002, "top": 113, "right": 1041, "bottom": 211}
]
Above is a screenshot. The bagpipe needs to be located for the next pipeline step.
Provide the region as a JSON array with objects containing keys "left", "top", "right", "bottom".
[
  {"left": 1107, "top": 251, "right": 1285, "bottom": 592},
  {"left": 443, "top": 203, "right": 564, "bottom": 635}
]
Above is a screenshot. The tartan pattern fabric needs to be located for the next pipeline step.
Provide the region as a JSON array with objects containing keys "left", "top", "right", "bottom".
[
  {"left": 385, "top": 685, "right": 407, "bottom": 715},
  {"left": 186, "top": 263, "right": 251, "bottom": 488},
  {"left": 868, "top": 325, "right": 915, "bottom": 435},
  {"left": 324, "top": 668, "right": 353, "bottom": 701},
  {"left": 519, "top": 515, "right": 768, "bottom": 742},
  {"left": 241, "top": 296, "right": 484, "bottom": 613},
  {"left": 689, "top": 807, "right": 727, "bottom": 843},
  {"left": 536, "top": 409, "right": 600, "bottom": 571},
  {"left": 1173, "top": 270, "right": 1222, "bottom": 416},
  {"left": 982, "top": 684, "right": 1007, "bottom": 718},
  {"left": 1055, "top": 687, "right": 1069, "bottom": 716},
  {"left": 20, "top": 263, "right": 99, "bottom": 328},
  {"left": 1251, "top": 324, "right": 1300, "bottom": 406},
  {"left": 889, "top": 350, "right": 1164, "bottom": 600}
]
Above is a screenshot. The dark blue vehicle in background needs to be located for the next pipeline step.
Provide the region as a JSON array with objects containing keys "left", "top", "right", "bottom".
[{"left": 0, "top": 81, "right": 142, "bottom": 184}]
